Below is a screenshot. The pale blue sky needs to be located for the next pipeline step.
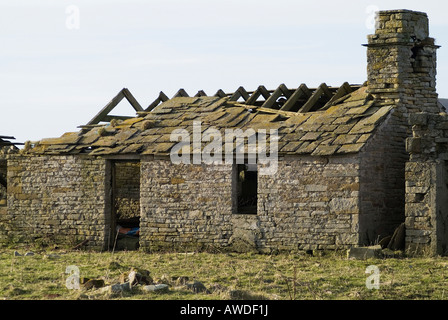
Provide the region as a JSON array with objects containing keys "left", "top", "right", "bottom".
[{"left": 1, "top": 0, "right": 448, "bottom": 143}]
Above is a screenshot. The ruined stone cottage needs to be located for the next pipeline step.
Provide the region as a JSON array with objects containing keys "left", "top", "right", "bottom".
[{"left": 1, "top": 10, "right": 446, "bottom": 255}]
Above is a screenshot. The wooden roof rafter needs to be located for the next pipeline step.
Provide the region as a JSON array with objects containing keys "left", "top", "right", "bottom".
[
  {"left": 81, "top": 82, "right": 363, "bottom": 131},
  {"left": 261, "top": 83, "right": 292, "bottom": 109},
  {"left": 321, "top": 82, "right": 354, "bottom": 110},
  {"left": 280, "top": 84, "right": 312, "bottom": 111},
  {"left": 0, "top": 136, "right": 22, "bottom": 147},
  {"left": 214, "top": 89, "right": 227, "bottom": 98},
  {"left": 229, "top": 86, "right": 251, "bottom": 102},
  {"left": 221, "top": 82, "right": 359, "bottom": 113},
  {"left": 297, "top": 83, "right": 333, "bottom": 113},
  {"left": 245, "top": 85, "right": 272, "bottom": 105},
  {"left": 32, "top": 83, "right": 390, "bottom": 159},
  {"left": 194, "top": 90, "right": 208, "bottom": 97},
  {"left": 0, "top": 136, "right": 16, "bottom": 147},
  {"left": 145, "top": 88, "right": 227, "bottom": 113},
  {"left": 146, "top": 91, "right": 169, "bottom": 112},
  {"left": 173, "top": 88, "right": 190, "bottom": 98},
  {"left": 86, "top": 88, "right": 143, "bottom": 126}
]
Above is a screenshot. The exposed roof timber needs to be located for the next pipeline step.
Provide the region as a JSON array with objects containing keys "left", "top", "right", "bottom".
[
  {"left": 146, "top": 91, "right": 169, "bottom": 112},
  {"left": 245, "top": 85, "right": 272, "bottom": 105},
  {"left": 229, "top": 86, "right": 250, "bottom": 102},
  {"left": 0, "top": 136, "right": 22, "bottom": 147},
  {"left": 173, "top": 88, "right": 189, "bottom": 98},
  {"left": 322, "top": 82, "right": 354, "bottom": 110},
  {"left": 31, "top": 85, "right": 391, "bottom": 158},
  {"left": 214, "top": 89, "right": 227, "bottom": 98},
  {"left": 195, "top": 90, "right": 208, "bottom": 97},
  {"left": 280, "top": 84, "right": 312, "bottom": 111},
  {"left": 297, "top": 83, "right": 332, "bottom": 113},
  {"left": 84, "top": 83, "right": 362, "bottom": 127},
  {"left": 86, "top": 88, "right": 143, "bottom": 126},
  {"left": 261, "top": 84, "right": 292, "bottom": 109},
  {"left": 0, "top": 135, "right": 15, "bottom": 140}
]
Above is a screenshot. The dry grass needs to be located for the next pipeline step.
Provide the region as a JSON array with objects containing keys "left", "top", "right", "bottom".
[{"left": 1, "top": 246, "right": 448, "bottom": 300}]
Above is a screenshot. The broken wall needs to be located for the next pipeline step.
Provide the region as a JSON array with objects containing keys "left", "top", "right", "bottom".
[
  {"left": 365, "top": 9, "right": 443, "bottom": 254},
  {"left": 358, "top": 109, "right": 408, "bottom": 245},
  {"left": 406, "top": 112, "right": 448, "bottom": 255}
]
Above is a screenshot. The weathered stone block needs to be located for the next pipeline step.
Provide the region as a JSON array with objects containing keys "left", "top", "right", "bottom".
[
  {"left": 329, "top": 198, "right": 359, "bottom": 214},
  {"left": 409, "top": 113, "right": 428, "bottom": 126},
  {"left": 305, "top": 185, "right": 327, "bottom": 192},
  {"left": 406, "top": 137, "right": 421, "bottom": 153}
]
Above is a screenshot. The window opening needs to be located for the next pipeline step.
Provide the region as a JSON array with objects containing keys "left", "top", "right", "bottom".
[{"left": 235, "top": 163, "right": 258, "bottom": 214}]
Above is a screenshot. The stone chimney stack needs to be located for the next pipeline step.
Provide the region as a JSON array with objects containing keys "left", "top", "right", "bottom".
[{"left": 366, "top": 10, "right": 440, "bottom": 114}]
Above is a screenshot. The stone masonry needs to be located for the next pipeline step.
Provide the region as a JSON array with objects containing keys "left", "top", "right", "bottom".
[
  {"left": 366, "top": 10, "right": 444, "bottom": 255},
  {"left": 0, "top": 144, "right": 17, "bottom": 228},
  {"left": 406, "top": 112, "right": 448, "bottom": 255},
  {"left": 366, "top": 10, "right": 439, "bottom": 113},
  {"left": 140, "top": 155, "right": 362, "bottom": 252},
  {"left": 3, "top": 155, "right": 108, "bottom": 249},
  {"left": 113, "top": 161, "right": 140, "bottom": 221}
]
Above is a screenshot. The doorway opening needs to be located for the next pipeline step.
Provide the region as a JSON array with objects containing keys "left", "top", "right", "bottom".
[
  {"left": 109, "top": 160, "right": 141, "bottom": 251},
  {"left": 0, "top": 160, "right": 6, "bottom": 207}
]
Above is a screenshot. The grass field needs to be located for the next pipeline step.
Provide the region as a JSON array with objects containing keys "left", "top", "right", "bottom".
[{"left": 1, "top": 246, "right": 448, "bottom": 300}]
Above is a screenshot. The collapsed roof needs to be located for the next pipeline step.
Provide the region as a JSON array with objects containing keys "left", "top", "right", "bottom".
[
  {"left": 23, "top": 83, "right": 394, "bottom": 157},
  {"left": 0, "top": 136, "right": 17, "bottom": 147},
  {"left": 0, "top": 136, "right": 20, "bottom": 156}
]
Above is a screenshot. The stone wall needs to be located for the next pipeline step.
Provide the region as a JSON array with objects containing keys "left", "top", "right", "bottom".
[
  {"left": 3, "top": 155, "right": 108, "bottom": 249},
  {"left": 405, "top": 112, "right": 448, "bottom": 255},
  {"left": 113, "top": 161, "right": 140, "bottom": 222},
  {"left": 1, "top": 118, "right": 415, "bottom": 253},
  {"left": 140, "top": 159, "right": 234, "bottom": 251},
  {"left": 358, "top": 109, "right": 408, "bottom": 245},
  {"left": 139, "top": 155, "right": 363, "bottom": 252},
  {"left": 137, "top": 110, "right": 415, "bottom": 253},
  {"left": 257, "top": 155, "right": 360, "bottom": 251},
  {"left": 2, "top": 153, "right": 368, "bottom": 252}
]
